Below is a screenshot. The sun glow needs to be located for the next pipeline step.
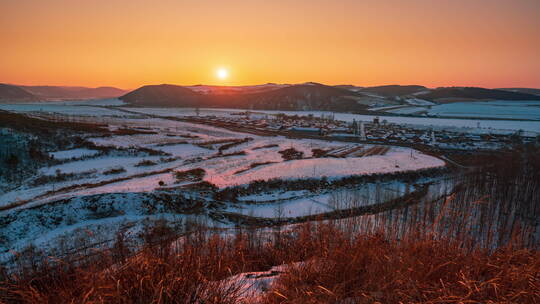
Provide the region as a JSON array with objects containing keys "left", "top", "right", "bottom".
[{"left": 216, "top": 68, "right": 228, "bottom": 80}]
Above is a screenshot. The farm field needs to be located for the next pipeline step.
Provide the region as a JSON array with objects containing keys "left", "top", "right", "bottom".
[
  {"left": 0, "top": 104, "right": 452, "bottom": 263},
  {"left": 386, "top": 100, "right": 540, "bottom": 120}
]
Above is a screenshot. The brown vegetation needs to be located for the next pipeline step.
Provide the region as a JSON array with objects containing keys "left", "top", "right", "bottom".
[
  {"left": 174, "top": 168, "right": 206, "bottom": 183},
  {"left": 279, "top": 147, "right": 304, "bottom": 161},
  {"left": 1, "top": 218, "right": 538, "bottom": 303}
]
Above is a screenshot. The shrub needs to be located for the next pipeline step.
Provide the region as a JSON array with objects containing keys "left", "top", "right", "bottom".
[
  {"left": 311, "top": 148, "right": 328, "bottom": 158},
  {"left": 278, "top": 147, "right": 304, "bottom": 161},
  {"left": 175, "top": 168, "right": 206, "bottom": 183},
  {"left": 134, "top": 159, "right": 158, "bottom": 167},
  {"left": 103, "top": 167, "right": 126, "bottom": 175}
]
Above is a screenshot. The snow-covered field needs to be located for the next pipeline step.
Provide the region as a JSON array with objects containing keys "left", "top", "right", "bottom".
[
  {"left": 42, "top": 98, "right": 127, "bottom": 106},
  {"left": 0, "top": 192, "right": 197, "bottom": 259},
  {"left": 371, "top": 100, "right": 540, "bottom": 122},
  {"left": 49, "top": 148, "right": 99, "bottom": 160},
  {"left": 0, "top": 103, "right": 455, "bottom": 263},
  {"left": 206, "top": 148, "right": 443, "bottom": 188},
  {"left": 230, "top": 182, "right": 411, "bottom": 218},
  {"left": 0, "top": 103, "right": 133, "bottom": 116},
  {"left": 426, "top": 100, "right": 540, "bottom": 120}
]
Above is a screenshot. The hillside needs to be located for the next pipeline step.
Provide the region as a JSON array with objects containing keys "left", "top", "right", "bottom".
[
  {"left": 233, "top": 83, "right": 366, "bottom": 111},
  {"left": 359, "top": 85, "right": 428, "bottom": 97},
  {"left": 120, "top": 83, "right": 368, "bottom": 111},
  {"left": 0, "top": 84, "right": 37, "bottom": 102},
  {"left": 419, "top": 87, "right": 540, "bottom": 102},
  {"left": 498, "top": 87, "right": 540, "bottom": 96},
  {"left": 185, "top": 83, "right": 288, "bottom": 95},
  {"left": 20, "top": 85, "right": 126, "bottom": 100},
  {"left": 120, "top": 84, "right": 204, "bottom": 107}
]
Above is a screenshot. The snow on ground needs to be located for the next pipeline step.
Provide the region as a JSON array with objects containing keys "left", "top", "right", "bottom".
[
  {"left": 170, "top": 137, "right": 356, "bottom": 187},
  {"left": 121, "top": 107, "right": 238, "bottom": 118},
  {"left": 47, "top": 172, "right": 177, "bottom": 201},
  {"left": 96, "top": 117, "right": 249, "bottom": 141},
  {"left": 229, "top": 181, "right": 416, "bottom": 219},
  {"left": 0, "top": 155, "right": 185, "bottom": 210},
  {"left": 380, "top": 100, "right": 540, "bottom": 119},
  {"left": 49, "top": 148, "right": 100, "bottom": 160},
  {"left": 206, "top": 148, "right": 444, "bottom": 188},
  {"left": 232, "top": 195, "right": 335, "bottom": 218},
  {"left": 238, "top": 190, "right": 310, "bottom": 202},
  {"left": 404, "top": 98, "right": 435, "bottom": 106},
  {"left": 387, "top": 106, "right": 427, "bottom": 114},
  {"left": 44, "top": 98, "right": 127, "bottom": 106},
  {"left": 89, "top": 134, "right": 182, "bottom": 148},
  {"left": 0, "top": 192, "right": 200, "bottom": 262},
  {"left": 152, "top": 143, "right": 212, "bottom": 158},
  {"left": 216, "top": 263, "right": 301, "bottom": 302},
  {"left": 267, "top": 110, "right": 540, "bottom": 133},
  {"left": 0, "top": 104, "right": 133, "bottom": 116},
  {"left": 87, "top": 121, "right": 248, "bottom": 150},
  {"left": 39, "top": 155, "right": 162, "bottom": 175},
  {"left": 368, "top": 105, "right": 408, "bottom": 112},
  {"left": 427, "top": 100, "right": 540, "bottom": 120}
]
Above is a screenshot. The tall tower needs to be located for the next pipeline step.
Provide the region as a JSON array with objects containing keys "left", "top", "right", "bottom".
[{"left": 360, "top": 121, "right": 366, "bottom": 141}]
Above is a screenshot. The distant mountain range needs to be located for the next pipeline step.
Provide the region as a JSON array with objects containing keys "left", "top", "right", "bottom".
[
  {"left": 120, "top": 83, "right": 540, "bottom": 111},
  {"left": 2, "top": 82, "right": 539, "bottom": 111},
  {"left": 0, "top": 84, "right": 126, "bottom": 102}
]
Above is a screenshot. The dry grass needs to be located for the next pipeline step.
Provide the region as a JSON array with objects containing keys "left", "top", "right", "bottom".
[
  {"left": 1, "top": 220, "right": 538, "bottom": 304},
  {"left": 262, "top": 225, "right": 540, "bottom": 304}
]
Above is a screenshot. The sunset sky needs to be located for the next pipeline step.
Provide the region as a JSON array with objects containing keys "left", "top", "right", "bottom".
[{"left": 1, "top": 0, "right": 539, "bottom": 89}]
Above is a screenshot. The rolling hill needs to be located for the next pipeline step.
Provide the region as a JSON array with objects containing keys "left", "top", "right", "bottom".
[
  {"left": 497, "top": 88, "right": 540, "bottom": 96},
  {"left": 185, "top": 83, "right": 289, "bottom": 95},
  {"left": 0, "top": 84, "right": 37, "bottom": 102},
  {"left": 20, "top": 85, "right": 126, "bottom": 100},
  {"left": 121, "top": 84, "right": 204, "bottom": 107},
  {"left": 120, "top": 83, "right": 368, "bottom": 111},
  {"left": 358, "top": 85, "right": 428, "bottom": 97},
  {"left": 417, "top": 87, "right": 540, "bottom": 102}
]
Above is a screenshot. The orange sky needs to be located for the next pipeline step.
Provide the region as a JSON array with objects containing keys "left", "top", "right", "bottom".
[{"left": 1, "top": 0, "right": 539, "bottom": 89}]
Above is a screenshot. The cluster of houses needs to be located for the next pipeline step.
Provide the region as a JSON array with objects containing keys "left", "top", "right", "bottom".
[{"left": 196, "top": 112, "right": 539, "bottom": 150}]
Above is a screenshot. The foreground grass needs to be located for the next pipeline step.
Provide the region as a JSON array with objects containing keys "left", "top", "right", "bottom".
[
  {"left": 1, "top": 221, "right": 538, "bottom": 303},
  {"left": 263, "top": 229, "right": 540, "bottom": 303}
]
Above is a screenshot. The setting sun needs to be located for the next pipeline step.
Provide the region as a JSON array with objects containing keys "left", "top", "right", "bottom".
[
  {"left": 216, "top": 68, "right": 229, "bottom": 80},
  {"left": 0, "top": 1, "right": 539, "bottom": 302}
]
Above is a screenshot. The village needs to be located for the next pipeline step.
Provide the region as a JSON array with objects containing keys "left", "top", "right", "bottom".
[{"left": 187, "top": 111, "right": 540, "bottom": 151}]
